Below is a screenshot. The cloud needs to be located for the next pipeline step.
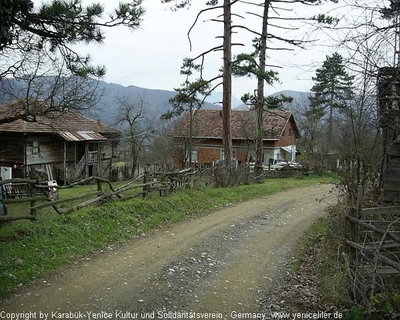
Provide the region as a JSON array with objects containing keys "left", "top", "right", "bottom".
[{"left": 77, "top": 0, "right": 340, "bottom": 98}]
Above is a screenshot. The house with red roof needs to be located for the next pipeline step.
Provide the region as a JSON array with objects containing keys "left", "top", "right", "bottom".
[
  {"left": 171, "top": 108, "right": 300, "bottom": 168},
  {"left": 0, "top": 101, "right": 120, "bottom": 184}
]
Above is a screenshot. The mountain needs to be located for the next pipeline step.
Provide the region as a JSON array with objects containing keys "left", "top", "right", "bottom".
[
  {"left": 233, "top": 90, "right": 311, "bottom": 111},
  {"left": 202, "top": 91, "right": 243, "bottom": 109},
  {"left": 72, "top": 81, "right": 226, "bottom": 125},
  {"left": 0, "top": 77, "right": 309, "bottom": 125},
  {"left": 0, "top": 79, "right": 222, "bottom": 125},
  {"left": 271, "top": 90, "right": 310, "bottom": 106}
]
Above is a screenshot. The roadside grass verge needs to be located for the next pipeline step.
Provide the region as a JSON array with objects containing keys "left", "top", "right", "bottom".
[
  {"left": 292, "top": 203, "right": 351, "bottom": 308},
  {"left": 0, "top": 176, "right": 333, "bottom": 298},
  {"left": 6, "top": 181, "right": 142, "bottom": 217},
  {"left": 294, "top": 202, "right": 400, "bottom": 319}
]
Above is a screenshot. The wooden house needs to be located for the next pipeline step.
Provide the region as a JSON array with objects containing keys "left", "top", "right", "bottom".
[
  {"left": 0, "top": 101, "right": 120, "bottom": 184},
  {"left": 171, "top": 108, "right": 300, "bottom": 168},
  {"left": 378, "top": 67, "right": 400, "bottom": 202}
]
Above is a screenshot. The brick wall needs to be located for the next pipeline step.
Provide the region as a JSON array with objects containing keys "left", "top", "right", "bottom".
[
  {"left": 197, "top": 147, "right": 247, "bottom": 165},
  {"left": 198, "top": 148, "right": 220, "bottom": 164},
  {"left": 275, "top": 120, "right": 297, "bottom": 147}
]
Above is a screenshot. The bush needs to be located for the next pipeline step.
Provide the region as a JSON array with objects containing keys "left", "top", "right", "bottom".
[{"left": 213, "top": 166, "right": 252, "bottom": 187}]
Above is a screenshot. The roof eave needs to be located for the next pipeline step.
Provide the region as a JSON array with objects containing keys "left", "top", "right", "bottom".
[{"left": 173, "top": 135, "right": 279, "bottom": 141}]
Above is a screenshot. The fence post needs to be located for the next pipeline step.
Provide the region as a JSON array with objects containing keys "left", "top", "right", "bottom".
[
  {"left": 30, "top": 182, "right": 37, "bottom": 216},
  {"left": 142, "top": 169, "right": 149, "bottom": 198},
  {"left": 97, "top": 178, "right": 102, "bottom": 192},
  {"left": 350, "top": 185, "right": 363, "bottom": 262}
]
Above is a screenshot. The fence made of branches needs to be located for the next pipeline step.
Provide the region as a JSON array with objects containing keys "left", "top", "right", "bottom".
[
  {"left": 0, "top": 169, "right": 211, "bottom": 222},
  {"left": 347, "top": 185, "right": 400, "bottom": 309}
]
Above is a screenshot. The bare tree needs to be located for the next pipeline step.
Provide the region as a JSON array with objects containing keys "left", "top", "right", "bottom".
[
  {"left": 114, "top": 97, "right": 155, "bottom": 178},
  {"left": 162, "top": 0, "right": 337, "bottom": 178},
  {"left": 162, "top": 0, "right": 246, "bottom": 170},
  {"left": 0, "top": 0, "right": 144, "bottom": 123},
  {"left": 231, "top": 0, "right": 337, "bottom": 177},
  {"left": 0, "top": 44, "right": 102, "bottom": 124},
  {"left": 222, "top": 0, "right": 234, "bottom": 168}
]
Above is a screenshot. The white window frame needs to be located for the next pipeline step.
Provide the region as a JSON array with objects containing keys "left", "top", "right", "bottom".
[{"left": 32, "top": 140, "right": 39, "bottom": 155}]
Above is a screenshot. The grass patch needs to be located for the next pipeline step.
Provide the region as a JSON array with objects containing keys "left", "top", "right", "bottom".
[
  {"left": 295, "top": 202, "right": 400, "bottom": 319},
  {"left": 0, "top": 176, "right": 333, "bottom": 298},
  {"left": 292, "top": 203, "right": 350, "bottom": 307}
]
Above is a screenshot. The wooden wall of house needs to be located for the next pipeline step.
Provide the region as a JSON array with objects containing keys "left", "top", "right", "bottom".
[
  {"left": 26, "top": 135, "right": 75, "bottom": 165},
  {"left": 383, "top": 144, "right": 400, "bottom": 203},
  {"left": 101, "top": 141, "right": 116, "bottom": 159},
  {"left": 0, "top": 133, "right": 24, "bottom": 166}
]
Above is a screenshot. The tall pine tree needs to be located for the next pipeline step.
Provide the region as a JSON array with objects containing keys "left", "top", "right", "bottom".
[
  {"left": 0, "top": 0, "right": 144, "bottom": 78},
  {"left": 310, "top": 52, "right": 354, "bottom": 143}
]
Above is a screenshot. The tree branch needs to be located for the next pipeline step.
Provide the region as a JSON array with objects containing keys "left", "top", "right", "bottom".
[{"left": 187, "top": 5, "right": 223, "bottom": 51}]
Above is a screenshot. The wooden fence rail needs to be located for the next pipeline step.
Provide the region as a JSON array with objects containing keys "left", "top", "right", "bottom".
[
  {"left": 0, "top": 169, "right": 208, "bottom": 222},
  {"left": 347, "top": 185, "right": 400, "bottom": 277}
]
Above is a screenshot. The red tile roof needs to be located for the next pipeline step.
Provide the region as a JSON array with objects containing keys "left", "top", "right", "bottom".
[
  {"left": 0, "top": 101, "right": 119, "bottom": 137},
  {"left": 173, "top": 109, "right": 299, "bottom": 140}
]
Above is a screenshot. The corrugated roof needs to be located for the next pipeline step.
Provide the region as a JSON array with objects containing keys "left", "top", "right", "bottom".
[
  {"left": 172, "top": 109, "right": 299, "bottom": 140},
  {"left": 58, "top": 131, "right": 107, "bottom": 141},
  {"left": 0, "top": 100, "right": 119, "bottom": 137}
]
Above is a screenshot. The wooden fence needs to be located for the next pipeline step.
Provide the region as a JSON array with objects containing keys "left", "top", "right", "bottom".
[
  {"left": 0, "top": 169, "right": 209, "bottom": 222},
  {"left": 347, "top": 185, "right": 400, "bottom": 277}
]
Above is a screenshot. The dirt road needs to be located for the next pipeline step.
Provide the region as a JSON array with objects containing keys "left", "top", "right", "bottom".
[{"left": 1, "top": 184, "right": 336, "bottom": 319}]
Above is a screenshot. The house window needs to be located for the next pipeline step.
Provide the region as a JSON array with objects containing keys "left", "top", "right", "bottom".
[
  {"left": 32, "top": 140, "right": 39, "bottom": 155},
  {"left": 191, "top": 150, "right": 197, "bottom": 162},
  {"left": 185, "top": 150, "right": 198, "bottom": 162},
  {"left": 289, "top": 128, "right": 293, "bottom": 137},
  {"left": 220, "top": 149, "right": 236, "bottom": 160}
]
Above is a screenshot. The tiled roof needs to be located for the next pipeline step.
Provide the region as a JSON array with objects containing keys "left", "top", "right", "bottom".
[
  {"left": 173, "top": 109, "right": 298, "bottom": 140},
  {"left": 0, "top": 101, "right": 119, "bottom": 137}
]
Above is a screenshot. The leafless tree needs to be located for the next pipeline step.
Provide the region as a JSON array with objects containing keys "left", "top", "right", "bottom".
[
  {"left": 114, "top": 97, "right": 155, "bottom": 177},
  {"left": 162, "top": 0, "right": 247, "bottom": 170},
  {"left": 0, "top": 0, "right": 144, "bottom": 124},
  {"left": 232, "top": 0, "right": 338, "bottom": 177},
  {"left": 163, "top": 0, "right": 337, "bottom": 179},
  {"left": 0, "top": 45, "right": 103, "bottom": 125}
]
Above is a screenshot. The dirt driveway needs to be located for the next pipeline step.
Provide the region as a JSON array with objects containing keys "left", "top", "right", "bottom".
[{"left": 1, "top": 184, "right": 336, "bottom": 319}]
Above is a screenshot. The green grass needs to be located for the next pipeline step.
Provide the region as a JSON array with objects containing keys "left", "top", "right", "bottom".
[
  {"left": 293, "top": 200, "right": 400, "bottom": 319},
  {"left": 0, "top": 176, "right": 334, "bottom": 298},
  {"left": 292, "top": 204, "right": 350, "bottom": 307},
  {"left": 5, "top": 181, "right": 142, "bottom": 217}
]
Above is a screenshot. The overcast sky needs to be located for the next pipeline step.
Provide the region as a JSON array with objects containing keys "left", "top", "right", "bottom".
[{"left": 78, "top": 0, "right": 342, "bottom": 100}]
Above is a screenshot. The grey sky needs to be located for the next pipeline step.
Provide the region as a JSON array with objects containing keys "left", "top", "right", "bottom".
[{"left": 79, "top": 0, "right": 341, "bottom": 99}]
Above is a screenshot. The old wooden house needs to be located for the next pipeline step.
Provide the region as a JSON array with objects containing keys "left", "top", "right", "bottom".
[
  {"left": 0, "top": 101, "right": 120, "bottom": 184},
  {"left": 378, "top": 67, "right": 400, "bottom": 202},
  {"left": 171, "top": 108, "right": 300, "bottom": 168}
]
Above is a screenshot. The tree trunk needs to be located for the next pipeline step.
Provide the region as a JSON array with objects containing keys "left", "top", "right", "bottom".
[
  {"left": 188, "top": 103, "right": 193, "bottom": 168},
  {"left": 255, "top": 0, "right": 270, "bottom": 179},
  {"left": 222, "top": 0, "right": 233, "bottom": 168},
  {"left": 328, "top": 81, "right": 335, "bottom": 145},
  {"left": 131, "top": 143, "right": 137, "bottom": 178}
]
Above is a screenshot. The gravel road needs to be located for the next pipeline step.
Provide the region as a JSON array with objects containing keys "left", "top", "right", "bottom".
[{"left": 1, "top": 184, "right": 336, "bottom": 319}]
